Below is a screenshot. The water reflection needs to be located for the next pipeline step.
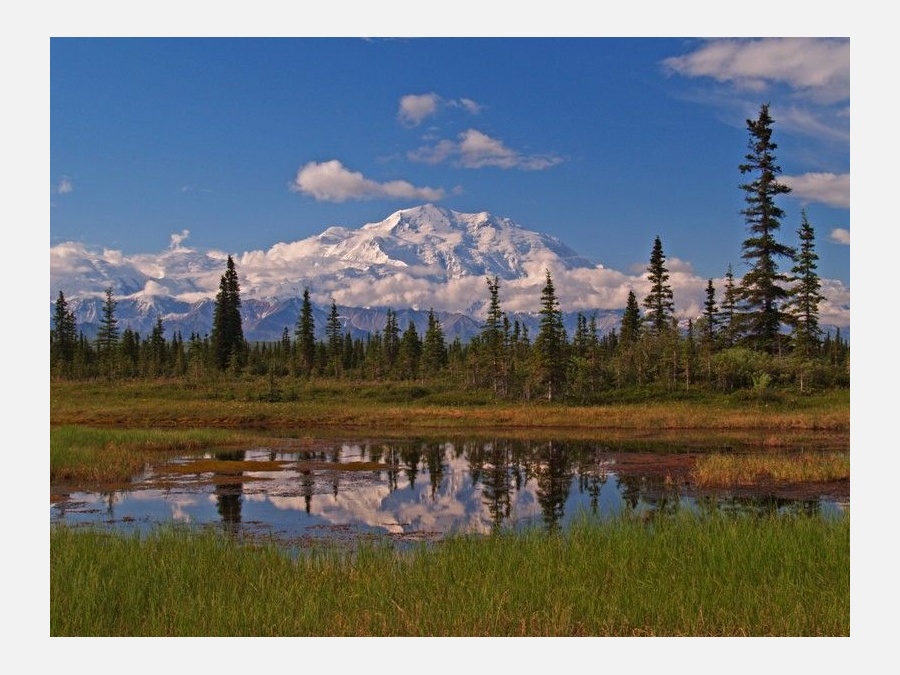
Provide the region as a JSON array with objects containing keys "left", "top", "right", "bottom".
[{"left": 50, "top": 438, "right": 847, "bottom": 545}]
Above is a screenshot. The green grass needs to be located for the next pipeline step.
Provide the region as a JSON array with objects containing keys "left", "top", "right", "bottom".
[
  {"left": 50, "top": 425, "right": 259, "bottom": 483},
  {"left": 50, "top": 513, "right": 849, "bottom": 636},
  {"left": 51, "top": 378, "right": 850, "bottom": 433}
]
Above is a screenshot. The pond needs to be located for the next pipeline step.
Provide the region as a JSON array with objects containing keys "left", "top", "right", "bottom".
[{"left": 50, "top": 437, "right": 849, "bottom": 549}]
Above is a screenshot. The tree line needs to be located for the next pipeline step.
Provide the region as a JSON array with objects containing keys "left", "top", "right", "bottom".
[{"left": 50, "top": 104, "right": 849, "bottom": 397}]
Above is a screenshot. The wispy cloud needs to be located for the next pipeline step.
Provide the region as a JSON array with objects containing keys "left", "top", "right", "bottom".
[
  {"left": 783, "top": 172, "right": 850, "bottom": 209},
  {"left": 409, "top": 129, "right": 563, "bottom": 171},
  {"left": 291, "top": 160, "right": 446, "bottom": 202},
  {"left": 661, "top": 38, "right": 849, "bottom": 103},
  {"left": 56, "top": 176, "right": 74, "bottom": 195},
  {"left": 829, "top": 228, "right": 850, "bottom": 246},
  {"left": 397, "top": 92, "right": 482, "bottom": 127}
]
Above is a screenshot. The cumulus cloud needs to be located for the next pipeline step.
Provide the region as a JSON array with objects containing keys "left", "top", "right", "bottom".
[
  {"left": 661, "top": 38, "right": 849, "bottom": 102},
  {"left": 56, "top": 176, "right": 74, "bottom": 194},
  {"left": 397, "top": 93, "right": 482, "bottom": 127},
  {"left": 409, "top": 129, "right": 563, "bottom": 171},
  {"left": 783, "top": 172, "right": 850, "bottom": 209},
  {"left": 291, "top": 160, "right": 446, "bottom": 202},
  {"left": 398, "top": 93, "right": 441, "bottom": 126},
  {"left": 829, "top": 228, "right": 850, "bottom": 246}
]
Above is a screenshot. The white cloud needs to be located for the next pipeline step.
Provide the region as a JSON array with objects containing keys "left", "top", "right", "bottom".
[
  {"left": 457, "top": 98, "right": 482, "bottom": 115},
  {"left": 662, "top": 38, "right": 849, "bottom": 103},
  {"left": 56, "top": 176, "right": 73, "bottom": 194},
  {"left": 783, "top": 172, "right": 850, "bottom": 209},
  {"left": 291, "top": 160, "right": 446, "bottom": 202},
  {"left": 829, "top": 228, "right": 850, "bottom": 246},
  {"left": 169, "top": 229, "right": 191, "bottom": 251},
  {"left": 409, "top": 129, "right": 563, "bottom": 171},
  {"left": 398, "top": 93, "right": 441, "bottom": 126},
  {"left": 397, "top": 93, "right": 482, "bottom": 127}
]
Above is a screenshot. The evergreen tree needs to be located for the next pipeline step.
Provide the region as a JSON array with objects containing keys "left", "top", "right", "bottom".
[
  {"left": 720, "top": 265, "right": 740, "bottom": 348},
  {"left": 620, "top": 290, "right": 642, "bottom": 345},
  {"left": 533, "top": 270, "right": 567, "bottom": 401},
  {"left": 787, "top": 208, "right": 824, "bottom": 357},
  {"left": 96, "top": 287, "right": 119, "bottom": 378},
  {"left": 396, "top": 321, "right": 422, "bottom": 380},
  {"left": 210, "top": 255, "right": 245, "bottom": 371},
  {"left": 737, "top": 103, "right": 796, "bottom": 354},
  {"left": 326, "top": 300, "right": 343, "bottom": 376},
  {"left": 295, "top": 288, "right": 315, "bottom": 376},
  {"left": 51, "top": 290, "right": 77, "bottom": 373},
  {"left": 384, "top": 308, "right": 400, "bottom": 372},
  {"left": 642, "top": 235, "right": 675, "bottom": 334},
  {"left": 421, "top": 308, "right": 447, "bottom": 376},
  {"left": 480, "top": 276, "right": 508, "bottom": 394},
  {"left": 702, "top": 279, "right": 719, "bottom": 343},
  {"left": 148, "top": 315, "right": 167, "bottom": 376}
]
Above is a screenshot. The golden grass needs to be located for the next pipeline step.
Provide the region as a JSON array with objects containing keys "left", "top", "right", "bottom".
[
  {"left": 691, "top": 451, "right": 850, "bottom": 487},
  {"left": 50, "top": 379, "right": 850, "bottom": 433}
]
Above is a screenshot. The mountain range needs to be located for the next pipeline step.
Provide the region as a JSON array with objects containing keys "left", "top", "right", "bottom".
[{"left": 50, "top": 203, "right": 848, "bottom": 343}]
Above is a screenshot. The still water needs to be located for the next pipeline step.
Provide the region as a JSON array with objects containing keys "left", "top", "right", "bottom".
[{"left": 50, "top": 438, "right": 847, "bottom": 547}]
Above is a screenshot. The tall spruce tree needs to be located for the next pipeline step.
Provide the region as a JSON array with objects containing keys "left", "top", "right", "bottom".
[
  {"left": 719, "top": 264, "right": 739, "bottom": 347},
  {"left": 52, "top": 290, "right": 78, "bottom": 372},
  {"left": 421, "top": 308, "right": 447, "bottom": 376},
  {"left": 326, "top": 300, "right": 343, "bottom": 376},
  {"left": 620, "top": 289, "right": 642, "bottom": 345},
  {"left": 480, "top": 276, "right": 508, "bottom": 394},
  {"left": 702, "top": 279, "right": 718, "bottom": 343},
  {"left": 533, "top": 270, "right": 567, "bottom": 401},
  {"left": 295, "top": 288, "right": 315, "bottom": 376},
  {"left": 642, "top": 235, "right": 675, "bottom": 334},
  {"left": 787, "top": 209, "right": 824, "bottom": 356},
  {"left": 737, "top": 103, "right": 796, "bottom": 354},
  {"left": 210, "top": 255, "right": 245, "bottom": 370},
  {"left": 95, "top": 287, "right": 120, "bottom": 379}
]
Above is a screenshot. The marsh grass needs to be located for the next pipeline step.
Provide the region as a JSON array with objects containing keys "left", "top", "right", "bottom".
[
  {"left": 50, "top": 513, "right": 849, "bottom": 636},
  {"left": 692, "top": 451, "right": 850, "bottom": 487},
  {"left": 51, "top": 379, "right": 850, "bottom": 433},
  {"left": 50, "top": 425, "right": 258, "bottom": 483}
]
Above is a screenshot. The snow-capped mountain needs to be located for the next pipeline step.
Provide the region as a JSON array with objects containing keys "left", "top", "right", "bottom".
[{"left": 50, "top": 204, "right": 633, "bottom": 341}]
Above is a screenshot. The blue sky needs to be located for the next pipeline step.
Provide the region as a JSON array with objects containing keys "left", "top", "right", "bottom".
[{"left": 50, "top": 37, "right": 850, "bottom": 288}]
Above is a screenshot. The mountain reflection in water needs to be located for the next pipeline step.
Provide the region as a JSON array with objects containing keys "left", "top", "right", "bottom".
[{"left": 50, "top": 438, "right": 847, "bottom": 546}]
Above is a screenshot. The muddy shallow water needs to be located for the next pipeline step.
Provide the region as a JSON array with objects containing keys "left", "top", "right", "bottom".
[{"left": 50, "top": 437, "right": 849, "bottom": 549}]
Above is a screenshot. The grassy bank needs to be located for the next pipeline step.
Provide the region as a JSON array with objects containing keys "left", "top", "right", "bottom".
[
  {"left": 51, "top": 378, "right": 850, "bottom": 432},
  {"left": 50, "top": 513, "right": 849, "bottom": 636}
]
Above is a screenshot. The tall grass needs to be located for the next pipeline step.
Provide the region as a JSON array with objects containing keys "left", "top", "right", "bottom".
[
  {"left": 51, "top": 378, "right": 850, "bottom": 434},
  {"left": 692, "top": 451, "right": 850, "bottom": 487},
  {"left": 51, "top": 513, "right": 849, "bottom": 636},
  {"left": 50, "top": 425, "right": 255, "bottom": 482}
]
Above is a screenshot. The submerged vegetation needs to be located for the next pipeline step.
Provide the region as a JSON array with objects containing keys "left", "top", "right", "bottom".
[{"left": 50, "top": 513, "right": 849, "bottom": 636}]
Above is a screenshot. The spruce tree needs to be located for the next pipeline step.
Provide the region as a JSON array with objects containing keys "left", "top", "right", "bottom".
[
  {"left": 480, "top": 276, "right": 508, "bottom": 394},
  {"left": 787, "top": 208, "right": 824, "bottom": 356},
  {"left": 52, "top": 290, "right": 77, "bottom": 373},
  {"left": 210, "top": 255, "right": 245, "bottom": 371},
  {"left": 533, "top": 270, "right": 567, "bottom": 401},
  {"left": 737, "top": 103, "right": 796, "bottom": 354},
  {"left": 642, "top": 235, "right": 675, "bottom": 334},
  {"left": 620, "top": 290, "right": 642, "bottom": 345},
  {"left": 384, "top": 308, "right": 400, "bottom": 371},
  {"left": 720, "top": 265, "right": 739, "bottom": 348},
  {"left": 702, "top": 279, "right": 718, "bottom": 343},
  {"left": 421, "top": 308, "right": 447, "bottom": 376},
  {"left": 96, "top": 287, "right": 119, "bottom": 378},
  {"left": 295, "top": 288, "right": 315, "bottom": 376},
  {"left": 326, "top": 300, "right": 343, "bottom": 376}
]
